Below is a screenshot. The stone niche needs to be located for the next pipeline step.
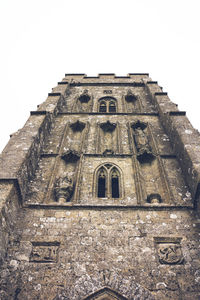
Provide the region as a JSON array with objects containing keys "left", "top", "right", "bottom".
[
  {"left": 98, "top": 121, "right": 118, "bottom": 154},
  {"left": 130, "top": 120, "right": 171, "bottom": 205},
  {"left": 75, "top": 89, "right": 92, "bottom": 112},
  {"left": 124, "top": 89, "right": 141, "bottom": 113}
]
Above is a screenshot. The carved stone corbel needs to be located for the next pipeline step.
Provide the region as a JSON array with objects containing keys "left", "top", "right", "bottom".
[
  {"left": 147, "top": 193, "right": 162, "bottom": 204},
  {"left": 61, "top": 149, "right": 81, "bottom": 163},
  {"left": 103, "top": 149, "right": 114, "bottom": 156},
  {"left": 70, "top": 120, "right": 86, "bottom": 132},
  {"left": 100, "top": 120, "right": 116, "bottom": 132},
  {"left": 78, "top": 89, "right": 90, "bottom": 103}
]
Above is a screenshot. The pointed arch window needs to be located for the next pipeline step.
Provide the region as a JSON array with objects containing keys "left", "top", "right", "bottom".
[
  {"left": 96, "top": 164, "right": 121, "bottom": 199},
  {"left": 98, "top": 97, "right": 117, "bottom": 113},
  {"left": 111, "top": 167, "right": 120, "bottom": 198},
  {"left": 97, "top": 167, "right": 107, "bottom": 197},
  {"left": 99, "top": 101, "right": 107, "bottom": 113},
  {"left": 109, "top": 101, "right": 116, "bottom": 113}
]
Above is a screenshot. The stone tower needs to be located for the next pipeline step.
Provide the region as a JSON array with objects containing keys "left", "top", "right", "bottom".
[{"left": 0, "top": 73, "right": 200, "bottom": 299}]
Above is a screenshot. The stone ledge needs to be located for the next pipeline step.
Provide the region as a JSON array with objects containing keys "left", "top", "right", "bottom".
[
  {"left": 169, "top": 111, "right": 186, "bottom": 116},
  {"left": 69, "top": 82, "right": 145, "bottom": 86},
  {"left": 58, "top": 81, "right": 68, "bottom": 85},
  {"left": 48, "top": 92, "right": 61, "bottom": 97},
  {"left": 128, "top": 73, "right": 149, "bottom": 76},
  {"left": 65, "top": 73, "right": 86, "bottom": 76},
  {"left": 146, "top": 81, "right": 158, "bottom": 84},
  {"left": 155, "top": 92, "right": 168, "bottom": 96},
  {"left": 30, "top": 111, "right": 47, "bottom": 115},
  {"left": 24, "top": 204, "right": 194, "bottom": 210},
  {"left": 58, "top": 112, "right": 158, "bottom": 116}
]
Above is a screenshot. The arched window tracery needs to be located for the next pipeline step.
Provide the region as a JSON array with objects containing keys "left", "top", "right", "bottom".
[
  {"left": 96, "top": 164, "right": 122, "bottom": 199},
  {"left": 99, "top": 100, "right": 107, "bottom": 113},
  {"left": 109, "top": 101, "right": 116, "bottom": 113},
  {"left": 98, "top": 97, "right": 117, "bottom": 113}
]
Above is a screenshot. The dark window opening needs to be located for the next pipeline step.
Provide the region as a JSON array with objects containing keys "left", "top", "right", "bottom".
[
  {"left": 111, "top": 177, "right": 119, "bottom": 198},
  {"left": 98, "top": 168, "right": 106, "bottom": 197},
  {"left": 109, "top": 102, "right": 116, "bottom": 113},
  {"left": 99, "top": 101, "right": 107, "bottom": 113},
  {"left": 98, "top": 177, "right": 106, "bottom": 197}
]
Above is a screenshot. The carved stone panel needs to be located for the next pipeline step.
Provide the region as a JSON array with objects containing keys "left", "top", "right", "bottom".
[
  {"left": 30, "top": 242, "right": 60, "bottom": 263},
  {"left": 154, "top": 238, "right": 184, "bottom": 265}
]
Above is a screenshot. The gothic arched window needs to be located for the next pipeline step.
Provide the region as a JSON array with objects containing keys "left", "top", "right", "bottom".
[
  {"left": 99, "top": 100, "right": 107, "bottom": 113},
  {"left": 109, "top": 101, "right": 116, "bottom": 113},
  {"left": 97, "top": 167, "right": 107, "bottom": 197},
  {"left": 111, "top": 167, "right": 120, "bottom": 198},
  {"left": 96, "top": 164, "right": 122, "bottom": 198},
  {"left": 98, "top": 97, "right": 117, "bottom": 113}
]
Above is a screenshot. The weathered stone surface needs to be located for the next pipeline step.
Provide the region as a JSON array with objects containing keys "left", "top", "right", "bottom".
[{"left": 0, "top": 74, "right": 200, "bottom": 299}]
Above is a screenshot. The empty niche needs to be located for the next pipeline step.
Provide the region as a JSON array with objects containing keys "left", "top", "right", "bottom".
[
  {"left": 77, "top": 89, "right": 92, "bottom": 112},
  {"left": 98, "top": 97, "right": 117, "bottom": 113},
  {"left": 95, "top": 163, "right": 122, "bottom": 199},
  {"left": 125, "top": 90, "right": 139, "bottom": 112},
  {"left": 99, "top": 121, "right": 117, "bottom": 154},
  {"left": 68, "top": 120, "right": 86, "bottom": 152}
]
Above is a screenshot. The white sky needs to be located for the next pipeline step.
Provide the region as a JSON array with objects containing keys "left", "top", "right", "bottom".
[{"left": 0, "top": 0, "right": 200, "bottom": 152}]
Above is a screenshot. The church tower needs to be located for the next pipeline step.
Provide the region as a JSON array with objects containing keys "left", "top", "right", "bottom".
[{"left": 0, "top": 73, "right": 200, "bottom": 299}]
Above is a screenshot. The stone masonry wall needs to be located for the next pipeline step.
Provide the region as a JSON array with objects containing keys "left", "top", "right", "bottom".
[
  {"left": 0, "top": 74, "right": 200, "bottom": 300},
  {"left": 0, "top": 207, "right": 199, "bottom": 299}
]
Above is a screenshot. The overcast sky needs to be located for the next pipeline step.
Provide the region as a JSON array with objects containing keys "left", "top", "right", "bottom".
[{"left": 0, "top": 0, "right": 200, "bottom": 152}]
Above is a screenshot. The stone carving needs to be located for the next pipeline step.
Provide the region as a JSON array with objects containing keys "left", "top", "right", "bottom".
[
  {"left": 125, "top": 89, "right": 137, "bottom": 102},
  {"left": 100, "top": 121, "right": 116, "bottom": 132},
  {"left": 147, "top": 193, "right": 162, "bottom": 204},
  {"left": 103, "top": 90, "right": 112, "bottom": 94},
  {"left": 78, "top": 89, "right": 90, "bottom": 103},
  {"left": 158, "top": 243, "right": 184, "bottom": 264},
  {"left": 132, "top": 121, "right": 154, "bottom": 162},
  {"left": 70, "top": 120, "right": 86, "bottom": 131},
  {"left": 61, "top": 149, "right": 81, "bottom": 163},
  {"left": 103, "top": 149, "right": 114, "bottom": 156},
  {"left": 54, "top": 176, "right": 74, "bottom": 203},
  {"left": 30, "top": 242, "right": 60, "bottom": 263}
]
